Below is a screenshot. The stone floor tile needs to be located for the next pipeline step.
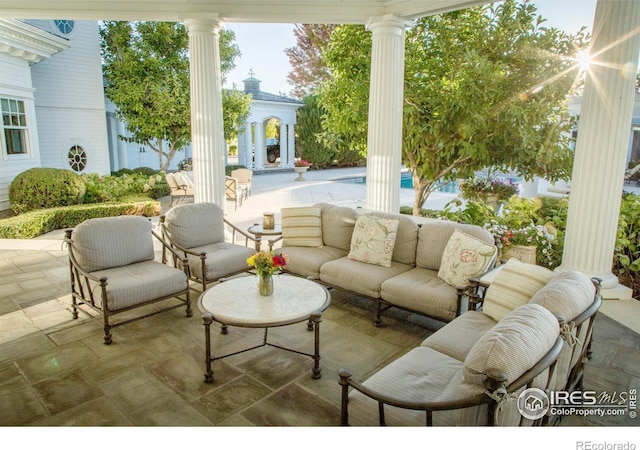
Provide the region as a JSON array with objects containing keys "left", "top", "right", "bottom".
[
  {"left": 240, "top": 382, "right": 340, "bottom": 426},
  {"left": 194, "top": 375, "right": 273, "bottom": 424},
  {"left": 32, "top": 372, "right": 103, "bottom": 415},
  {"left": 35, "top": 397, "right": 134, "bottom": 426}
]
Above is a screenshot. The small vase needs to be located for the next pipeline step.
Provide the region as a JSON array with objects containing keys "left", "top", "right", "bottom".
[{"left": 257, "top": 274, "right": 274, "bottom": 296}]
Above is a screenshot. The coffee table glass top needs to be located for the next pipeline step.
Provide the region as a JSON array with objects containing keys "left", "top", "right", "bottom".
[{"left": 199, "top": 275, "right": 330, "bottom": 327}]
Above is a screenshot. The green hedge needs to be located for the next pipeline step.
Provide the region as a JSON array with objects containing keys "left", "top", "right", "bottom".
[{"left": 0, "top": 198, "right": 160, "bottom": 239}]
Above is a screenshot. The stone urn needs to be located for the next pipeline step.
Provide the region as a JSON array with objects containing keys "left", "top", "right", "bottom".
[{"left": 294, "top": 166, "right": 308, "bottom": 181}]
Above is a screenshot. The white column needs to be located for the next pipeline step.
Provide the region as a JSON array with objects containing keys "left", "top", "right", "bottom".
[
  {"left": 254, "top": 121, "right": 265, "bottom": 169},
  {"left": 558, "top": 0, "right": 640, "bottom": 299},
  {"left": 279, "top": 124, "right": 288, "bottom": 167},
  {"left": 245, "top": 122, "right": 254, "bottom": 168},
  {"left": 287, "top": 123, "right": 296, "bottom": 167},
  {"left": 237, "top": 131, "right": 246, "bottom": 166},
  {"left": 365, "top": 15, "right": 408, "bottom": 213},
  {"left": 520, "top": 178, "right": 539, "bottom": 198},
  {"left": 183, "top": 17, "right": 226, "bottom": 208}
]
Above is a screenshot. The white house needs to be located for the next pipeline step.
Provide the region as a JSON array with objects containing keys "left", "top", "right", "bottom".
[{"left": 0, "top": 19, "right": 110, "bottom": 211}]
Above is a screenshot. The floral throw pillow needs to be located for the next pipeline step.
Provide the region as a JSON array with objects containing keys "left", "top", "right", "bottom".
[
  {"left": 348, "top": 215, "right": 400, "bottom": 267},
  {"left": 437, "top": 229, "right": 498, "bottom": 287}
]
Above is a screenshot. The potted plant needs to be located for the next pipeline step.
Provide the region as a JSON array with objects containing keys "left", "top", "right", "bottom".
[
  {"left": 487, "top": 221, "right": 556, "bottom": 267},
  {"left": 293, "top": 159, "right": 312, "bottom": 181},
  {"left": 459, "top": 176, "right": 519, "bottom": 212}
]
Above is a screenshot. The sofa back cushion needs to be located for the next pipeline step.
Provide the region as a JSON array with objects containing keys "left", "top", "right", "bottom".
[
  {"left": 529, "top": 270, "right": 596, "bottom": 323},
  {"left": 364, "top": 211, "right": 419, "bottom": 265},
  {"left": 482, "top": 258, "right": 555, "bottom": 322},
  {"left": 281, "top": 206, "right": 323, "bottom": 247},
  {"left": 72, "top": 216, "right": 154, "bottom": 272},
  {"left": 164, "top": 202, "right": 225, "bottom": 249},
  {"left": 456, "top": 303, "right": 559, "bottom": 425},
  {"left": 416, "top": 220, "right": 494, "bottom": 271},
  {"left": 314, "top": 203, "right": 359, "bottom": 251}
]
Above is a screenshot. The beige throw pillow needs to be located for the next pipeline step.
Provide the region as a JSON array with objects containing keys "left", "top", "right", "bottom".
[
  {"left": 482, "top": 258, "right": 555, "bottom": 322},
  {"left": 348, "top": 215, "right": 399, "bottom": 267},
  {"left": 281, "top": 207, "right": 323, "bottom": 247},
  {"left": 437, "top": 229, "right": 497, "bottom": 287}
]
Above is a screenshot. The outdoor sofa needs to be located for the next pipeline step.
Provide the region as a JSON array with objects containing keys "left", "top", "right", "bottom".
[
  {"left": 275, "top": 202, "right": 498, "bottom": 326},
  {"left": 338, "top": 259, "right": 602, "bottom": 426}
]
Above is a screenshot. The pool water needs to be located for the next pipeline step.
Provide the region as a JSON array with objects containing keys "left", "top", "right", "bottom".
[{"left": 348, "top": 172, "right": 521, "bottom": 194}]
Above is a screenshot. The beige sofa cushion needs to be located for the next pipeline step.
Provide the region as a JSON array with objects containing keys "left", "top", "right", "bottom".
[
  {"left": 72, "top": 216, "right": 154, "bottom": 273},
  {"left": 416, "top": 220, "right": 495, "bottom": 271},
  {"left": 364, "top": 211, "right": 419, "bottom": 266},
  {"left": 348, "top": 215, "right": 399, "bottom": 267},
  {"left": 482, "top": 258, "right": 555, "bottom": 322},
  {"left": 348, "top": 346, "right": 462, "bottom": 426},
  {"left": 281, "top": 206, "right": 323, "bottom": 247},
  {"left": 461, "top": 303, "right": 558, "bottom": 387},
  {"left": 320, "top": 257, "right": 412, "bottom": 298},
  {"left": 437, "top": 229, "right": 497, "bottom": 287},
  {"left": 529, "top": 270, "right": 595, "bottom": 322},
  {"left": 314, "top": 203, "right": 359, "bottom": 251},
  {"left": 380, "top": 267, "right": 462, "bottom": 322},
  {"left": 164, "top": 202, "right": 225, "bottom": 249},
  {"left": 276, "top": 246, "right": 347, "bottom": 279},
  {"left": 421, "top": 310, "right": 497, "bottom": 361}
]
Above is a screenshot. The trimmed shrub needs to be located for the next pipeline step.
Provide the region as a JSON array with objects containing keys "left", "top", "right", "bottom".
[
  {"left": 132, "top": 166, "right": 157, "bottom": 176},
  {"left": 9, "top": 168, "right": 86, "bottom": 214},
  {"left": 0, "top": 198, "right": 159, "bottom": 239}
]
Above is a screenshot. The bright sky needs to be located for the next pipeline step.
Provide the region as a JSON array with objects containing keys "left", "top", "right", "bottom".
[{"left": 223, "top": 0, "right": 599, "bottom": 98}]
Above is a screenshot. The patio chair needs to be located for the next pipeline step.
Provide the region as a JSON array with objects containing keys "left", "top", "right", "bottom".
[
  {"left": 166, "top": 172, "right": 195, "bottom": 206},
  {"left": 231, "top": 168, "right": 253, "bottom": 199},
  {"left": 225, "top": 175, "right": 247, "bottom": 210},
  {"left": 160, "top": 202, "right": 257, "bottom": 291},
  {"left": 624, "top": 163, "right": 640, "bottom": 186},
  {"left": 64, "top": 215, "right": 192, "bottom": 345}
]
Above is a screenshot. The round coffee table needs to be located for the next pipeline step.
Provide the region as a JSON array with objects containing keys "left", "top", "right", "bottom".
[{"left": 198, "top": 275, "right": 331, "bottom": 383}]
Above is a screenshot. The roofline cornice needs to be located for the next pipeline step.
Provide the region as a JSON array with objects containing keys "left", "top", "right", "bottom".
[{"left": 0, "top": 18, "right": 70, "bottom": 63}]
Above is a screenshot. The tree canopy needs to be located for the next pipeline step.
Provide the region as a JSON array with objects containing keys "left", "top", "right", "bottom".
[
  {"left": 318, "top": 0, "right": 589, "bottom": 214},
  {"left": 285, "top": 24, "right": 336, "bottom": 98},
  {"left": 100, "top": 21, "right": 252, "bottom": 171}
]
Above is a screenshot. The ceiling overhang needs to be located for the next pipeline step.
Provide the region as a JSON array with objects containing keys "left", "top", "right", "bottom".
[
  {"left": 0, "top": 18, "right": 70, "bottom": 63},
  {"left": 0, "top": 0, "right": 494, "bottom": 24}
]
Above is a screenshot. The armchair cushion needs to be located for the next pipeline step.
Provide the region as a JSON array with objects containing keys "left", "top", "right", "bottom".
[
  {"left": 482, "top": 259, "right": 555, "bottom": 322},
  {"left": 72, "top": 216, "right": 154, "bottom": 272},
  {"left": 188, "top": 242, "right": 255, "bottom": 281},
  {"left": 437, "top": 229, "right": 497, "bottom": 287},
  {"left": 90, "top": 260, "right": 188, "bottom": 311},
  {"left": 348, "top": 215, "right": 399, "bottom": 267},
  {"left": 281, "top": 206, "right": 323, "bottom": 247},
  {"left": 164, "top": 202, "right": 225, "bottom": 249}
]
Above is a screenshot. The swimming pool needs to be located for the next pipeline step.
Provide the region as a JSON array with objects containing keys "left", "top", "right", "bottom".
[{"left": 344, "top": 172, "right": 522, "bottom": 194}]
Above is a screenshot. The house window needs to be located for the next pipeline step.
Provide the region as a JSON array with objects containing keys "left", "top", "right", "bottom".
[
  {"left": 68, "top": 145, "right": 87, "bottom": 172},
  {"left": 1, "top": 98, "right": 29, "bottom": 155}
]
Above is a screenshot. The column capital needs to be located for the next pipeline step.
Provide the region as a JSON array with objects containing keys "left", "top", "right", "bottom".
[
  {"left": 366, "top": 15, "right": 411, "bottom": 33},
  {"left": 181, "top": 16, "right": 225, "bottom": 34}
]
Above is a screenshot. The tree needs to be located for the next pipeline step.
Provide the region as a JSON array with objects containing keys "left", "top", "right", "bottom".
[
  {"left": 285, "top": 24, "right": 336, "bottom": 98},
  {"left": 320, "top": 0, "right": 589, "bottom": 215},
  {"left": 101, "top": 21, "right": 252, "bottom": 171}
]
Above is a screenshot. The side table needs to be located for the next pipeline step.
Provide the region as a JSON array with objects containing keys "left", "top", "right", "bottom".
[{"left": 247, "top": 224, "right": 282, "bottom": 252}]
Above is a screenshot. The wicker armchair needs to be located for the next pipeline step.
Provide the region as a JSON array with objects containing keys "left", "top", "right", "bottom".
[
  {"left": 65, "top": 216, "right": 192, "bottom": 345},
  {"left": 160, "top": 202, "right": 257, "bottom": 291},
  {"left": 230, "top": 168, "right": 253, "bottom": 199}
]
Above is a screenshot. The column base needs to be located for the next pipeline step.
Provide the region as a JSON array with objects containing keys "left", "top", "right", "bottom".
[{"left": 600, "top": 283, "right": 634, "bottom": 300}]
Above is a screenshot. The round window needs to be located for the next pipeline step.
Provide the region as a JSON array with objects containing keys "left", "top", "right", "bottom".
[
  {"left": 68, "top": 145, "right": 87, "bottom": 172},
  {"left": 54, "top": 20, "right": 75, "bottom": 35}
]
